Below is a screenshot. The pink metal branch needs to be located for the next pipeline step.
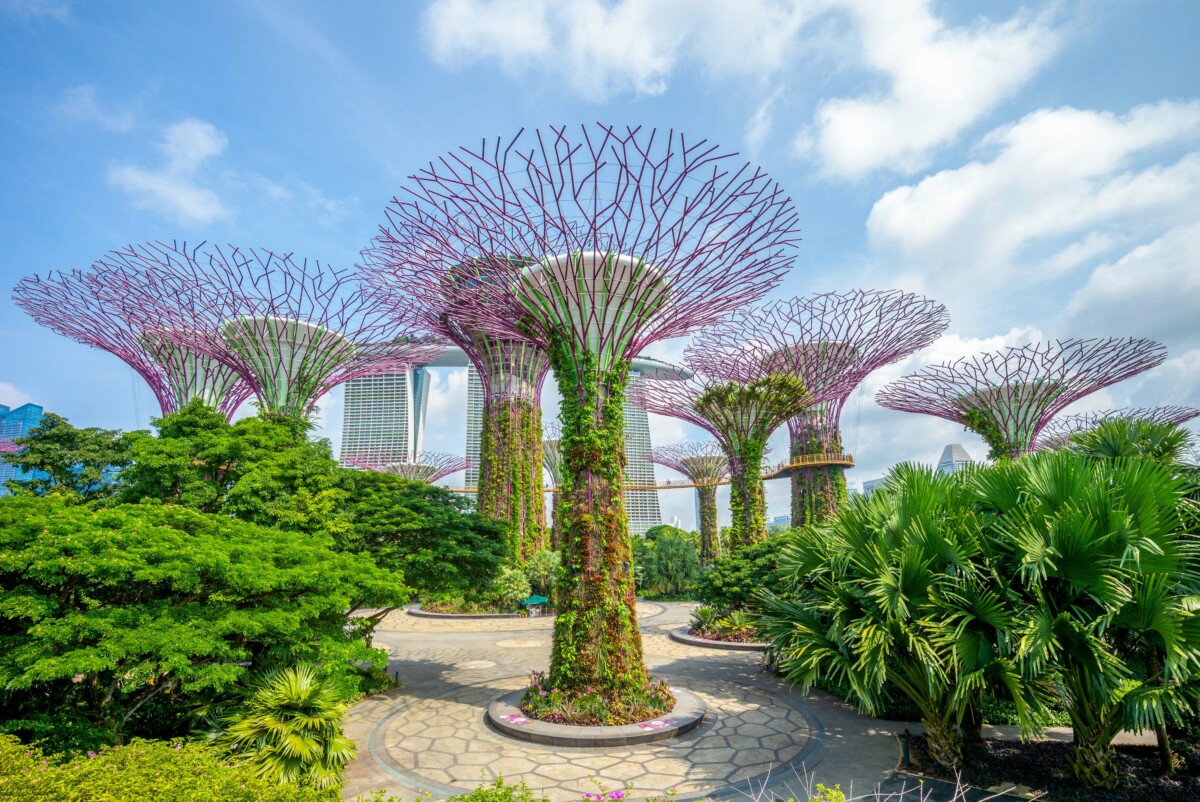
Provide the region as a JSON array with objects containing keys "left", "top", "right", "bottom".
[
  {"left": 646, "top": 441, "right": 730, "bottom": 485},
  {"left": 343, "top": 451, "right": 475, "bottom": 484}
]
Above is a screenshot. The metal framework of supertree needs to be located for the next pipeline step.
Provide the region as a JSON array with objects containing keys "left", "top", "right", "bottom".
[
  {"left": 363, "top": 260, "right": 552, "bottom": 562},
  {"left": 0, "top": 440, "right": 19, "bottom": 454},
  {"left": 645, "top": 441, "right": 730, "bottom": 565},
  {"left": 1036, "top": 405, "right": 1200, "bottom": 450},
  {"left": 690, "top": 290, "right": 949, "bottom": 526},
  {"left": 365, "top": 123, "right": 800, "bottom": 701},
  {"left": 343, "top": 451, "right": 475, "bottom": 484},
  {"left": 13, "top": 262, "right": 253, "bottom": 420},
  {"left": 81, "top": 241, "right": 446, "bottom": 420},
  {"left": 876, "top": 338, "right": 1168, "bottom": 460},
  {"left": 632, "top": 362, "right": 811, "bottom": 546}
]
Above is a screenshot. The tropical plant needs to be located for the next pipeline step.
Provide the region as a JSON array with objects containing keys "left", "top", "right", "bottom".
[
  {"left": 694, "top": 534, "right": 791, "bottom": 611},
  {"left": 493, "top": 566, "right": 533, "bottom": 609},
  {"left": 524, "top": 549, "right": 561, "bottom": 597},
  {"left": 209, "top": 665, "right": 355, "bottom": 790},
  {"left": 0, "top": 412, "right": 134, "bottom": 501},
  {"left": 977, "top": 450, "right": 1200, "bottom": 788},
  {"left": 639, "top": 532, "right": 701, "bottom": 596},
  {"left": 758, "top": 464, "right": 1040, "bottom": 771},
  {"left": 0, "top": 496, "right": 406, "bottom": 745},
  {"left": 689, "top": 605, "right": 722, "bottom": 635}
]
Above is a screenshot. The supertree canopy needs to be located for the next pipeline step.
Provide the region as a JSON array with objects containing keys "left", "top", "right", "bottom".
[
  {"left": 877, "top": 337, "right": 1167, "bottom": 460},
  {"left": 645, "top": 441, "right": 730, "bottom": 565},
  {"left": 632, "top": 367, "right": 811, "bottom": 546},
  {"left": 343, "top": 451, "right": 475, "bottom": 484},
  {"left": 366, "top": 123, "right": 800, "bottom": 702},
  {"left": 13, "top": 263, "right": 252, "bottom": 419},
  {"left": 81, "top": 241, "right": 445, "bottom": 420},
  {"left": 1036, "top": 405, "right": 1200, "bottom": 450},
  {"left": 363, "top": 262, "right": 552, "bottom": 563},
  {"left": 690, "top": 290, "right": 949, "bottom": 526}
]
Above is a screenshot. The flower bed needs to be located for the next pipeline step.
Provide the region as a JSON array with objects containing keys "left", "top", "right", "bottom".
[{"left": 519, "top": 671, "right": 675, "bottom": 726}]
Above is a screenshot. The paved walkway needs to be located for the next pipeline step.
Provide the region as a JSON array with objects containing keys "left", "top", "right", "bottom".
[{"left": 343, "top": 601, "right": 914, "bottom": 801}]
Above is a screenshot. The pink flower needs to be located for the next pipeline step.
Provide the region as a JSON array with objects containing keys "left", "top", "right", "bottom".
[{"left": 608, "top": 792, "right": 626, "bottom": 800}]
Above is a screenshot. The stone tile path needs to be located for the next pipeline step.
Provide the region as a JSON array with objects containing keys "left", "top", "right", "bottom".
[{"left": 342, "top": 601, "right": 904, "bottom": 802}]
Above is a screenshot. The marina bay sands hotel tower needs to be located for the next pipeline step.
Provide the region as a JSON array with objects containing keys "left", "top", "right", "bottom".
[{"left": 340, "top": 349, "right": 687, "bottom": 535}]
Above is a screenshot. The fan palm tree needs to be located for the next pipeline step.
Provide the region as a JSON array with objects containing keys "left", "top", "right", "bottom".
[
  {"left": 211, "top": 664, "right": 356, "bottom": 790},
  {"left": 758, "top": 464, "right": 1039, "bottom": 770},
  {"left": 976, "top": 451, "right": 1200, "bottom": 789}
]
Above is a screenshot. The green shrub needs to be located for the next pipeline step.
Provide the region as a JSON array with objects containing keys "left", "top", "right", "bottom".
[
  {"left": 493, "top": 566, "right": 533, "bottom": 609},
  {"left": 639, "top": 532, "right": 701, "bottom": 597},
  {"left": 523, "top": 549, "right": 561, "bottom": 597},
  {"left": 446, "top": 776, "right": 549, "bottom": 802},
  {"left": 694, "top": 534, "right": 791, "bottom": 610},
  {"left": 0, "top": 734, "right": 337, "bottom": 801}
]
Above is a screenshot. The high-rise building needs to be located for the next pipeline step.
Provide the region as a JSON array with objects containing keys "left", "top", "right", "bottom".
[
  {"left": 338, "top": 370, "right": 429, "bottom": 464},
  {"left": 623, "top": 363, "right": 662, "bottom": 536},
  {"left": 936, "top": 443, "right": 974, "bottom": 474},
  {"left": 0, "top": 402, "right": 45, "bottom": 496},
  {"left": 464, "top": 365, "right": 485, "bottom": 491}
]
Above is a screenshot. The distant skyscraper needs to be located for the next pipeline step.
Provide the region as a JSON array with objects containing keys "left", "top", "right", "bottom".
[
  {"left": 862, "top": 477, "right": 888, "bottom": 496},
  {"left": 0, "top": 402, "right": 45, "bottom": 496},
  {"left": 464, "top": 365, "right": 484, "bottom": 491},
  {"left": 936, "top": 443, "right": 975, "bottom": 474},
  {"left": 623, "top": 363, "right": 663, "bottom": 536},
  {"left": 339, "top": 370, "right": 429, "bottom": 464}
]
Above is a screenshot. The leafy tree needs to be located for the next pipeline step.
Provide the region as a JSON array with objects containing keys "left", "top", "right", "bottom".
[
  {"left": 694, "top": 533, "right": 791, "bottom": 611},
  {"left": 0, "top": 497, "right": 408, "bottom": 745},
  {"left": 639, "top": 532, "right": 701, "bottom": 597},
  {"left": 337, "top": 470, "right": 507, "bottom": 597},
  {"left": 209, "top": 665, "right": 355, "bottom": 790},
  {"left": 1, "top": 413, "right": 134, "bottom": 501},
  {"left": 493, "top": 566, "right": 532, "bottom": 609},
  {"left": 643, "top": 523, "right": 691, "bottom": 543},
  {"left": 978, "top": 452, "right": 1200, "bottom": 788},
  {"left": 523, "top": 549, "right": 560, "bottom": 598},
  {"left": 759, "top": 465, "right": 1039, "bottom": 770}
]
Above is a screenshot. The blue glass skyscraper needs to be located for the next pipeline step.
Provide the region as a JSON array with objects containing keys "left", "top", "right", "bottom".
[{"left": 0, "top": 402, "right": 45, "bottom": 496}]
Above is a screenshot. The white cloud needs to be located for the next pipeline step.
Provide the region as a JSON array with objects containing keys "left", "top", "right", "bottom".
[
  {"left": 58, "top": 85, "right": 134, "bottom": 131},
  {"left": 744, "top": 88, "right": 784, "bottom": 157},
  {"left": 0, "top": 382, "right": 35, "bottom": 409},
  {"left": 805, "top": 0, "right": 1061, "bottom": 177},
  {"left": 422, "top": 0, "right": 814, "bottom": 102},
  {"left": 109, "top": 118, "right": 230, "bottom": 225},
  {"left": 1, "top": 0, "right": 70, "bottom": 22},
  {"left": 865, "top": 101, "right": 1200, "bottom": 329},
  {"left": 1064, "top": 222, "right": 1200, "bottom": 349}
]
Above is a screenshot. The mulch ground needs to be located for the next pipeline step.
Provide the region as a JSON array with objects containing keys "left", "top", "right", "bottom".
[{"left": 905, "top": 733, "right": 1200, "bottom": 801}]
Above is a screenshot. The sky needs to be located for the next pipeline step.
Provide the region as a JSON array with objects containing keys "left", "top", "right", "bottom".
[{"left": 2, "top": 0, "right": 1199, "bottom": 530}]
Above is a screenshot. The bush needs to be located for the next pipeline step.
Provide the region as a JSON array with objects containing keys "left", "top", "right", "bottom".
[
  {"left": 639, "top": 532, "right": 701, "bottom": 597},
  {"left": 523, "top": 549, "right": 561, "bottom": 597},
  {"left": 493, "top": 566, "right": 533, "bottom": 609},
  {"left": 0, "top": 734, "right": 337, "bottom": 801},
  {"left": 694, "top": 534, "right": 791, "bottom": 610},
  {"left": 520, "top": 671, "right": 674, "bottom": 726},
  {"left": 446, "top": 777, "right": 549, "bottom": 802}
]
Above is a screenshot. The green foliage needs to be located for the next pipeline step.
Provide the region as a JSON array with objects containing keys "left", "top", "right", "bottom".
[
  {"left": 694, "top": 534, "right": 791, "bottom": 611},
  {"left": 0, "top": 496, "right": 406, "bottom": 745},
  {"left": 337, "top": 469, "right": 507, "bottom": 598},
  {"left": 445, "top": 776, "right": 549, "bottom": 802},
  {"left": 961, "top": 407, "right": 1013, "bottom": 461},
  {"left": 493, "top": 566, "right": 533, "bottom": 609},
  {"left": 1, "top": 412, "right": 134, "bottom": 501},
  {"left": 808, "top": 784, "right": 846, "bottom": 802},
  {"left": 0, "top": 734, "right": 337, "bottom": 801},
  {"left": 1068, "top": 417, "right": 1195, "bottom": 464},
  {"left": 638, "top": 532, "right": 701, "bottom": 597},
  {"left": 477, "top": 398, "right": 546, "bottom": 561},
  {"left": 643, "top": 524, "right": 690, "bottom": 543},
  {"left": 524, "top": 549, "right": 561, "bottom": 597},
  {"left": 520, "top": 670, "right": 673, "bottom": 726},
  {"left": 208, "top": 665, "right": 354, "bottom": 791}
]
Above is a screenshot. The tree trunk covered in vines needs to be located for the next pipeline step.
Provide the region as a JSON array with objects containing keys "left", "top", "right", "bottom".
[
  {"left": 548, "top": 345, "right": 648, "bottom": 698},
  {"left": 697, "top": 485, "right": 720, "bottom": 565},
  {"left": 548, "top": 491, "right": 561, "bottom": 552},
  {"left": 729, "top": 438, "right": 768, "bottom": 546},
  {"left": 477, "top": 398, "right": 546, "bottom": 561},
  {"left": 789, "top": 429, "right": 847, "bottom": 527}
]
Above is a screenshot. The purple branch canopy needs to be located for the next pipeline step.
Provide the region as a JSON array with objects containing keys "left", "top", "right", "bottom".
[
  {"left": 1037, "top": 405, "right": 1200, "bottom": 450},
  {"left": 343, "top": 451, "right": 475, "bottom": 484},
  {"left": 13, "top": 260, "right": 253, "bottom": 419},
  {"left": 73, "top": 241, "right": 445, "bottom": 420},
  {"left": 645, "top": 441, "right": 731, "bottom": 486},
  {"left": 363, "top": 123, "right": 801, "bottom": 704},
  {"left": 877, "top": 337, "right": 1167, "bottom": 459}
]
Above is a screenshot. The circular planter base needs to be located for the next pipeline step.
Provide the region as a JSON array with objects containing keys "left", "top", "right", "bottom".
[
  {"left": 669, "top": 626, "right": 768, "bottom": 651},
  {"left": 487, "top": 688, "right": 707, "bottom": 747},
  {"left": 406, "top": 604, "right": 539, "bottom": 620}
]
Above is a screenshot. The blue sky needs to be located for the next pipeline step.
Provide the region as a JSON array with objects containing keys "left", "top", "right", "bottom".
[{"left": 2, "top": 0, "right": 1199, "bottom": 528}]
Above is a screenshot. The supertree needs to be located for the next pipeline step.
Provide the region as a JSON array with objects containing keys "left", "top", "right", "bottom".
[
  {"left": 343, "top": 451, "right": 475, "bottom": 484},
  {"left": 688, "top": 291, "right": 949, "bottom": 526},
  {"left": 365, "top": 124, "right": 799, "bottom": 702},
  {"left": 645, "top": 442, "right": 730, "bottom": 564},
  {"left": 542, "top": 421, "right": 565, "bottom": 549},
  {"left": 13, "top": 263, "right": 252, "bottom": 419},
  {"left": 1036, "top": 405, "right": 1200, "bottom": 450},
  {"left": 632, "top": 366, "right": 811, "bottom": 546},
  {"left": 82, "top": 241, "right": 446, "bottom": 420},
  {"left": 362, "top": 263, "right": 552, "bottom": 562},
  {"left": 877, "top": 338, "right": 1167, "bottom": 460}
]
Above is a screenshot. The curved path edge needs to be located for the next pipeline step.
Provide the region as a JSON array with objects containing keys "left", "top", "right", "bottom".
[{"left": 669, "top": 626, "right": 768, "bottom": 651}]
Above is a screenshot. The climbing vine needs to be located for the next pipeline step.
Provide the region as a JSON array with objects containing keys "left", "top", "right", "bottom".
[
  {"left": 477, "top": 398, "right": 546, "bottom": 560},
  {"left": 546, "top": 335, "right": 649, "bottom": 700},
  {"left": 696, "top": 485, "right": 720, "bottom": 564},
  {"left": 790, "top": 426, "right": 847, "bottom": 527}
]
